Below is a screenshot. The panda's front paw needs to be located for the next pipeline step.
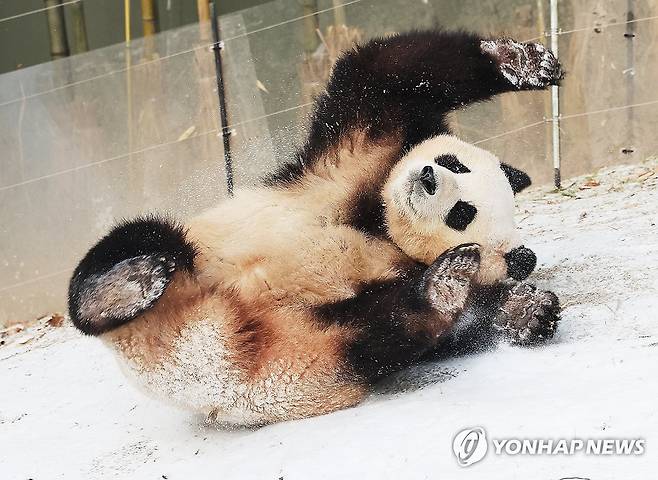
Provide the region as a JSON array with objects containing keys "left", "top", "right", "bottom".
[
  {"left": 494, "top": 282, "right": 560, "bottom": 345},
  {"left": 481, "top": 38, "right": 563, "bottom": 89},
  {"left": 420, "top": 243, "right": 480, "bottom": 316}
]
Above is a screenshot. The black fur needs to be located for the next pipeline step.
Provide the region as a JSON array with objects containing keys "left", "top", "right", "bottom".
[
  {"left": 427, "top": 284, "right": 509, "bottom": 359},
  {"left": 316, "top": 257, "right": 433, "bottom": 378},
  {"left": 337, "top": 276, "right": 560, "bottom": 373},
  {"left": 316, "top": 268, "right": 434, "bottom": 382},
  {"left": 445, "top": 201, "right": 478, "bottom": 231},
  {"left": 68, "top": 216, "right": 197, "bottom": 335},
  {"left": 500, "top": 162, "right": 532, "bottom": 194},
  {"left": 435, "top": 154, "right": 471, "bottom": 174},
  {"left": 345, "top": 188, "right": 388, "bottom": 238},
  {"left": 263, "top": 155, "right": 305, "bottom": 187},
  {"left": 504, "top": 245, "right": 537, "bottom": 280},
  {"left": 317, "top": 244, "right": 481, "bottom": 382},
  {"left": 268, "top": 30, "right": 540, "bottom": 188}
]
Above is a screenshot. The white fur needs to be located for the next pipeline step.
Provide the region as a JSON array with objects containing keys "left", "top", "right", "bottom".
[
  {"left": 384, "top": 135, "right": 522, "bottom": 283},
  {"left": 387, "top": 135, "right": 521, "bottom": 250}
]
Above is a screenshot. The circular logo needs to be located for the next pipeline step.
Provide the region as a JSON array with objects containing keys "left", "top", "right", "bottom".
[{"left": 452, "top": 427, "right": 488, "bottom": 467}]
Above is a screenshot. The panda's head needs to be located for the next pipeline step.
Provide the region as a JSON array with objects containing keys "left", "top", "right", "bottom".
[{"left": 382, "top": 135, "right": 535, "bottom": 284}]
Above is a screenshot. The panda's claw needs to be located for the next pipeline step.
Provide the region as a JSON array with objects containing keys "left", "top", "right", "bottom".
[{"left": 481, "top": 38, "right": 563, "bottom": 90}]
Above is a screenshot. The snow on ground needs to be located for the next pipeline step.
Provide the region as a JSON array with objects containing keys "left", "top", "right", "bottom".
[{"left": 2, "top": 159, "right": 657, "bottom": 480}]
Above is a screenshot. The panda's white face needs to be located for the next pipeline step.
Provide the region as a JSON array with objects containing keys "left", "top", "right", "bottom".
[{"left": 383, "top": 135, "right": 526, "bottom": 284}]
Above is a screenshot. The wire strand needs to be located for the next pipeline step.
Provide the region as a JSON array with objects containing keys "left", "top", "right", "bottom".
[
  {"left": 0, "top": 47, "right": 203, "bottom": 108},
  {"left": 0, "top": 100, "right": 315, "bottom": 193},
  {"left": 0, "top": 129, "right": 218, "bottom": 193},
  {"left": 559, "top": 99, "right": 658, "bottom": 120},
  {"left": 557, "top": 14, "right": 658, "bottom": 37},
  {"left": 522, "top": 13, "right": 658, "bottom": 44},
  {"left": 473, "top": 120, "right": 546, "bottom": 145},
  {"left": 228, "top": 102, "right": 314, "bottom": 130},
  {"left": 0, "top": 0, "right": 365, "bottom": 108},
  {"left": 0, "top": 6, "right": 655, "bottom": 108},
  {"left": 221, "top": 0, "right": 364, "bottom": 43},
  {"left": 0, "top": 0, "right": 82, "bottom": 24},
  {"left": 472, "top": 98, "right": 658, "bottom": 145},
  {"left": 0, "top": 268, "right": 74, "bottom": 293}
]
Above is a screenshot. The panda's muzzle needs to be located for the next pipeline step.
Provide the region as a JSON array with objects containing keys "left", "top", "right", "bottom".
[{"left": 419, "top": 166, "right": 437, "bottom": 195}]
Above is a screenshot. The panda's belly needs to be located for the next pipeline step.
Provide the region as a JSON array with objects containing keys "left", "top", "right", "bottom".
[
  {"left": 190, "top": 192, "right": 406, "bottom": 306},
  {"left": 233, "top": 226, "right": 404, "bottom": 305},
  {"left": 106, "top": 289, "right": 366, "bottom": 425}
]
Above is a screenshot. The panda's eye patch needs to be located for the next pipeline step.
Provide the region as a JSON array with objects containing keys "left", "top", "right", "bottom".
[
  {"left": 434, "top": 154, "right": 471, "bottom": 174},
  {"left": 445, "top": 201, "right": 477, "bottom": 231}
]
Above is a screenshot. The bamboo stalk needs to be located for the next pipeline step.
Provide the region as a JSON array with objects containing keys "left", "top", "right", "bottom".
[
  {"left": 141, "top": 0, "right": 159, "bottom": 36},
  {"left": 124, "top": 0, "right": 131, "bottom": 45},
  {"left": 141, "top": 0, "right": 158, "bottom": 60},
  {"left": 197, "top": 0, "right": 210, "bottom": 22},
  {"left": 332, "top": 0, "right": 346, "bottom": 26},
  {"left": 197, "top": 0, "right": 211, "bottom": 41},
  {"left": 44, "top": 0, "right": 70, "bottom": 59},
  {"left": 124, "top": 0, "right": 133, "bottom": 172},
  {"left": 69, "top": 1, "right": 88, "bottom": 53},
  {"left": 301, "top": 0, "right": 320, "bottom": 54}
]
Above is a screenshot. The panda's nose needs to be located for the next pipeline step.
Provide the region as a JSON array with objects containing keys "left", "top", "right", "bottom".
[{"left": 419, "top": 166, "right": 437, "bottom": 195}]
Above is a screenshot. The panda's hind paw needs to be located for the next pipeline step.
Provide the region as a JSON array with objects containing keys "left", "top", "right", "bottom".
[
  {"left": 481, "top": 38, "right": 563, "bottom": 90},
  {"left": 494, "top": 282, "right": 560, "bottom": 345}
]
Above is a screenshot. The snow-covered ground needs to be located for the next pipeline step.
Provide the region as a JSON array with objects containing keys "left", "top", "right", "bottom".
[{"left": 2, "top": 159, "right": 657, "bottom": 479}]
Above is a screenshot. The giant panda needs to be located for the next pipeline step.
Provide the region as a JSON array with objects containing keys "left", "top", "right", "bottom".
[{"left": 68, "top": 31, "right": 562, "bottom": 425}]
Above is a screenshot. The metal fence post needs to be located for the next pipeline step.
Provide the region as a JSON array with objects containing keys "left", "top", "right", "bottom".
[
  {"left": 550, "top": 0, "right": 561, "bottom": 189},
  {"left": 210, "top": 0, "right": 234, "bottom": 196}
]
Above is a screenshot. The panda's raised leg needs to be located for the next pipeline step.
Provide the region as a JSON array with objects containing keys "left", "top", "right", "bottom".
[
  {"left": 306, "top": 30, "right": 563, "bottom": 153},
  {"left": 68, "top": 216, "right": 197, "bottom": 336},
  {"left": 317, "top": 244, "right": 481, "bottom": 383}
]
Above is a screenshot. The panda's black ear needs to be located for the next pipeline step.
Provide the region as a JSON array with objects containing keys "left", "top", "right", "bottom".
[{"left": 500, "top": 163, "right": 531, "bottom": 194}]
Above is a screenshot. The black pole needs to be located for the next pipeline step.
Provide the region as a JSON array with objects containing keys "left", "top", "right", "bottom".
[
  {"left": 210, "top": 1, "right": 234, "bottom": 196},
  {"left": 624, "top": 0, "right": 635, "bottom": 156}
]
